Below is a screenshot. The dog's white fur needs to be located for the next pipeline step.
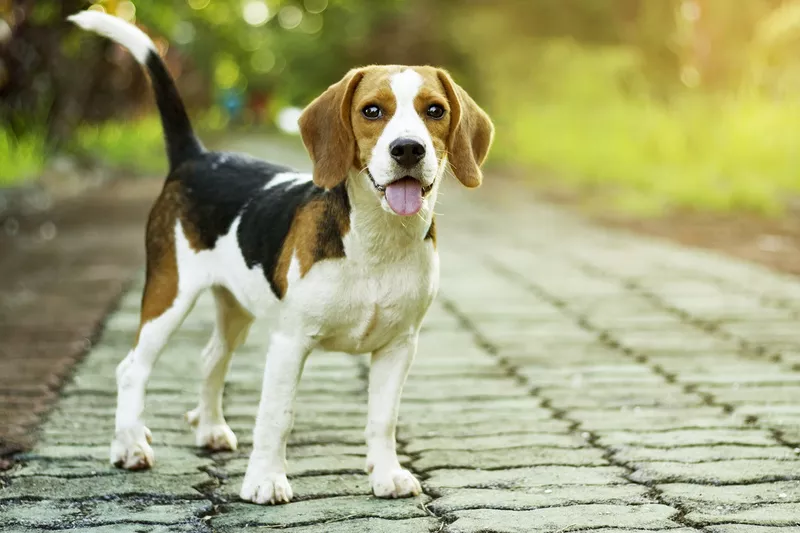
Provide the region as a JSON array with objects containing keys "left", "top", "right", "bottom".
[
  {"left": 68, "top": 11, "right": 156, "bottom": 64},
  {"left": 369, "top": 70, "right": 442, "bottom": 216},
  {"left": 71, "top": 12, "right": 444, "bottom": 504}
]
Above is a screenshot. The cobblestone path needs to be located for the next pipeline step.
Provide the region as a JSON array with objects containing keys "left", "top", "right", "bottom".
[{"left": 2, "top": 138, "right": 800, "bottom": 532}]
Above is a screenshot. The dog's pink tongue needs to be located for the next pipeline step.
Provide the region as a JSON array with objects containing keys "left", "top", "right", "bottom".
[{"left": 385, "top": 177, "right": 423, "bottom": 216}]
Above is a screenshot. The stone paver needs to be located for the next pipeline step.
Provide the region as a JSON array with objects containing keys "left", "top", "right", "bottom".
[{"left": 3, "top": 136, "right": 800, "bottom": 531}]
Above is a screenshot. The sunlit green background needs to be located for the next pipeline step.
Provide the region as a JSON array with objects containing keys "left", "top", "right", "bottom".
[{"left": 2, "top": 0, "right": 800, "bottom": 215}]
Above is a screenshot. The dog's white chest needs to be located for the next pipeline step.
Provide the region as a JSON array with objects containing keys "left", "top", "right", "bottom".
[{"left": 294, "top": 245, "right": 438, "bottom": 354}]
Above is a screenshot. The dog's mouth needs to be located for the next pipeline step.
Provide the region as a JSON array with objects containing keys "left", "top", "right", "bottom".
[{"left": 367, "top": 172, "right": 434, "bottom": 217}]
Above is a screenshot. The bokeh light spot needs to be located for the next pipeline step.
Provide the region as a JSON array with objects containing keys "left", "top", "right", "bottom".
[
  {"left": 116, "top": 1, "right": 136, "bottom": 23},
  {"left": 188, "top": 0, "right": 211, "bottom": 11},
  {"left": 278, "top": 6, "right": 303, "bottom": 30},
  {"left": 304, "top": 0, "right": 328, "bottom": 14},
  {"left": 251, "top": 49, "right": 276, "bottom": 73},
  {"left": 88, "top": 4, "right": 106, "bottom": 13},
  {"left": 277, "top": 107, "right": 303, "bottom": 135},
  {"left": 173, "top": 21, "right": 196, "bottom": 45},
  {"left": 215, "top": 56, "right": 241, "bottom": 90},
  {"left": 243, "top": 0, "right": 270, "bottom": 27},
  {"left": 299, "top": 13, "right": 323, "bottom": 34}
]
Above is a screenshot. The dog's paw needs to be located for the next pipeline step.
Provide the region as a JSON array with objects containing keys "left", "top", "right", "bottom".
[
  {"left": 196, "top": 423, "right": 238, "bottom": 451},
  {"left": 110, "top": 426, "right": 154, "bottom": 470},
  {"left": 240, "top": 470, "right": 293, "bottom": 505},
  {"left": 370, "top": 467, "right": 421, "bottom": 498},
  {"left": 184, "top": 408, "right": 200, "bottom": 427},
  {"left": 185, "top": 408, "right": 238, "bottom": 451}
]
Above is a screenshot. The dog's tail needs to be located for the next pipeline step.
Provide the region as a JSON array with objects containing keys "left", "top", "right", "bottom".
[{"left": 68, "top": 11, "right": 204, "bottom": 171}]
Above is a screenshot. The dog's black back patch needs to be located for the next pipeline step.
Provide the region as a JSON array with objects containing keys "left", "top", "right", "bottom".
[{"left": 174, "top": 151, "right": 349, "bottom": 298}]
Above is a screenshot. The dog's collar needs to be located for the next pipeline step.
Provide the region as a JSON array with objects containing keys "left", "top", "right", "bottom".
[{"left": 367, "top": 170, "right": 434, "bottom": 196}]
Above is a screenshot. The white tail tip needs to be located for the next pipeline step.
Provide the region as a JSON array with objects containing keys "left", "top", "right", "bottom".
[{"left": 67, "top": 10, "right": 156, "bottom": 65}]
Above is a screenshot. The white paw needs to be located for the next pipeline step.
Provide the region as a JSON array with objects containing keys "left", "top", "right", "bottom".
[
  {"left": 110, "top": 426, "right": 154, "bottom": 470},
  {"left": 196, "top": 423, "right": 238, "bottom": 451},
  {"left": 370, "top": 467, "right": 421, "bottom": 498},
  {"left": 240, "top": 470, "right": 294, "bottom": 505},
  {"left": 185, "top": 409, "right": 238, "bottom": 451},
  {"left": 184, "top": 408, "right": 200, "bottom": 427}
]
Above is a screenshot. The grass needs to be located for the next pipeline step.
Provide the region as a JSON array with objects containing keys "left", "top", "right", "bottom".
[
  {"left": 493, "top": 95, "right": 800, "bottom": 216},
  {"left": 0, "top": 129, "right": 47, "bottom": 186},
  {"left": 68, "top": 108, "right": 230, "bottom": 177},
  {"left": 70, "top": 115, "right": 170, "bottom": 176},
  {"left": 455, "top": 26, "right": 800, "bottom": 217}
]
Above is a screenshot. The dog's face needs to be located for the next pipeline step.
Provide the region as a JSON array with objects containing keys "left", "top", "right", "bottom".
[{"left": 298, "top": 65, "right": 494, "bottom": 217}]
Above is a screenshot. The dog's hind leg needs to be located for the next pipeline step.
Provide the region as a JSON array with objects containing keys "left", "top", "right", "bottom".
[
  {"left": 111, "top": 274, "right": 200, "bottom": 469},
  {"left": 185, "top": 286, "right": 253, "bottom": 451},
  {"left": 111, "top": 195, "right": 203, "bottom": 470}
]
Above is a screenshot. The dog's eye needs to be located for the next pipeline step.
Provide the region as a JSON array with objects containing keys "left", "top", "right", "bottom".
[
  {"left": 426, "top": 104, "right": 445, "bottom": 119},
  {"left": 362, "top": 105, "right": 382, "bottom": 120}
]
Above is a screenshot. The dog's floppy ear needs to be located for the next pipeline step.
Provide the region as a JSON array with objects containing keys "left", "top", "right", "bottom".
[
  {"left": 437, "top": 70, "right": 494, "bottom": 188},
  {"left": 298, "top": 69, "right": 364, "bottom": 189}
]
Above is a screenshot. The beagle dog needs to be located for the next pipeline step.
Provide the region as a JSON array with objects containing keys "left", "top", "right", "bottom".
[{"left": 69, "top": 11, "right": 493, "bottom": 505}]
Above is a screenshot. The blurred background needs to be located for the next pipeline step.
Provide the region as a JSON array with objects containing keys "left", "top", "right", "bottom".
[{"left": 1, "top": 0, "right": 800, "bottom": 270}]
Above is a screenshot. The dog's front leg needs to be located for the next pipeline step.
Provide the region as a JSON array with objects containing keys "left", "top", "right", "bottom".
[
  {"left": 366, "top": 330, "right": 422, "bottom": 498},
  {"left": 240, "top": 332, "right": 311, "bottom": 505}
]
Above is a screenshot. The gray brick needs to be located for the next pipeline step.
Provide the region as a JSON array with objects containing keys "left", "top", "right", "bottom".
[
  {"left": 235, "top": 517, "right": 440, "bottom": 533},
  {"left": 443, "top": 504, "right": 680, "bottom": 532},
  {"left": 413, "top": 446, "right": 606, "bottom": 471},
  {"left": 4, "top": 526, "right": 199, "bottom": 533},
  {"left": 428, "top": 485, "right": 649, "bottom": 512},
  {"left": 0, "top": 499, "right": 209, "bottom": 528},
  {"left": 613, "top": 445, "right": 797, "bottom": 463},
  {"left": 406, "top": 433, "right": 587, "bottom": 453},
  {"left": 425, "top": 466, "right": 629, "bottom": 490},
  {"left": 631, "top": 459, "right": 800, "bottom": 484},
  {"left": 598, "top": 429, "right": 777, "bottom": 448},
  {"left": 541, "top": 385, "right": 703, "bottom": 409},
  {"left": 659, "top": 481, "right": 800, "bottom": 506},
  {"left": 573, "top": 407, "right": 740, "bottom": 431},
  {"left": 0, "top": 473, "right": 209, "bottom": 500},
  {"left": 211, "top": 495, "right": 430, "bottom": 529},
  {"left": 401, "top": 419, "right": 571, "bottom": 438},
  {"left": 686, "top": 503, "right": 800, "bottom": 526},
  {"left": 221, "top": 455, "right": 368, "bottom": 476},
  {"left": 220, "top": 474, "right": 370, "bottom": 500}
]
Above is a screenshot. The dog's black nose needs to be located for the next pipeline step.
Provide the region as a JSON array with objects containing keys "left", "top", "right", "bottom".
[{"left": 390, "top": 138, "right": 425, "bottom": 168}]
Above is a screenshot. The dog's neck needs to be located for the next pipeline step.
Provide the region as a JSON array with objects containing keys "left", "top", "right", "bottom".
[{"left": 343, "top": 170, "right": 439, "bottom": 263}]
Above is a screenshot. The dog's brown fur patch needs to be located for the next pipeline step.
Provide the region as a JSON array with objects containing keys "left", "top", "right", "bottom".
[
  {"left": 273, "top": 186, "right": 350, "bottom": 298},
  {"left": 136, "top": 182, "right": 183, "bottom": 343}
]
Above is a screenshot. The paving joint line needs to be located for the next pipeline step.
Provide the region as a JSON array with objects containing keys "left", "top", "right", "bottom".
[
  {"left": 667, "top": 265, "right": 800, "bottom": 317},
  {"left": 477, "top": 257, "right": 708, "bottom": 531},
  {"left": 573, "top": 261, "right": 800, "bottom": 456},
  {"left": 439, "top": 293, "right": 703, "bottom": 530}
]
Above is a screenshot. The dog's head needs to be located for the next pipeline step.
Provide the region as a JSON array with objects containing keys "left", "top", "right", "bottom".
[{"left": 298, "top": 66, "right": 494, "bottom": 217}]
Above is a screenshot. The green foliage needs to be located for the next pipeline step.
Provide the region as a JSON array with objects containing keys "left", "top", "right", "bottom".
[
  {"left": 0, "top": 129, "right": 47, "bottom": 186},
  {"left": 70, "top": 116, "right": 169, "bottom": 175},
  {"left": 488, "top": 42, "right": 800, "bottom": 215},
  {"left": 68, "top": 111, "right": 230, "bottom": 175},
  {"left": 130, "top": 0, "right": 407, "bottom": 107}
]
